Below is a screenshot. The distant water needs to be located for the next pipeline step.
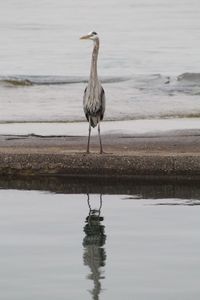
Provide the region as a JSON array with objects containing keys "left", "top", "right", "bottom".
[{"left": 0, "top": 0, "right": 200, "bottom": 123}]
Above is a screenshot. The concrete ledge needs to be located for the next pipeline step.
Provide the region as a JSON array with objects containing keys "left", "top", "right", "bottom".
[{"left": 0, "top": 152, "right": 200, "bottom": 176}]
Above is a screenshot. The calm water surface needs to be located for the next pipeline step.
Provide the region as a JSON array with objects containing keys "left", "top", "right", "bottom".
[{"left": 0, "top": 178, "right": 200, "bottom": 299}]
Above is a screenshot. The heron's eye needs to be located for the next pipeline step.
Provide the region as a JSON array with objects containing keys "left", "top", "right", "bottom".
[{"left": 92, "top": 31, "right": 97, "bottom": 35}]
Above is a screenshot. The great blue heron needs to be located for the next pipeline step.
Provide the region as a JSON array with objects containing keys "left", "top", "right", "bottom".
[{"left": 80, "top": 31, "right": 105, "bottom": 154}]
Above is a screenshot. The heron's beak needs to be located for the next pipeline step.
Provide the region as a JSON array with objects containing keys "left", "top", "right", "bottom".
[{"left": 80, "top": 34, "right": 91, "bottom": 40}]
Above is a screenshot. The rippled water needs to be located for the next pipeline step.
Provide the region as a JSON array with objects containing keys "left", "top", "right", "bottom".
[
  {"left": 0, "top": 0, "right": 200, "bottom": 123},
  {"left": 0, "top": 177, "right": 200, "bottom": 299}
]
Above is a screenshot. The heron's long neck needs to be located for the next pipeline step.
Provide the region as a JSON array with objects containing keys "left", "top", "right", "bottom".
[{"left": 89, "top": 39, "right": 99, "bottom": 83}]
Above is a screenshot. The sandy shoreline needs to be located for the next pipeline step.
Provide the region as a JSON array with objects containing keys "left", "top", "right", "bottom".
[
  {"left": 0, "top": 121, "right": 200, "bottom": 176},
  {"left": 1, "top": 118, "right": 200, "bottom": 136}
]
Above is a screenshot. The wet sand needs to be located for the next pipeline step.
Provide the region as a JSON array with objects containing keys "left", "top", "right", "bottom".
[{"left": 0, "top": 128, "right": 200, "bottom": 176}]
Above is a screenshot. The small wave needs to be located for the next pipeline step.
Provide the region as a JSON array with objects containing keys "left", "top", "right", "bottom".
[
  {"left": 2, "top": 78, "right": 33, "bottom": 86},
  {"left": 1, "top": 72, "right": 199, "bottom": 89},
  {"left": 177, "top": 72, "right": 200, "bottom": 82},
  {"left": 0, "top": 75, "right": 130, "bottom": 86},
  {"left": 1, "top": 73, "right": 200, "bottom": 98},
  {"left": 131, "top": 72, "right": 200, "bottom": 96}
]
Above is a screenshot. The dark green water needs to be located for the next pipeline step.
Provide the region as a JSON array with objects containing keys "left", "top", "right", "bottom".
[{"left": 0, "top": 176, "right": 200, "bottom": 299}]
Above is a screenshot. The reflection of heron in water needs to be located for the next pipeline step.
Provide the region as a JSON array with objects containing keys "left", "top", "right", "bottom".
[{"left": 83, "top": 194, "right": 106, "bottom": 300}]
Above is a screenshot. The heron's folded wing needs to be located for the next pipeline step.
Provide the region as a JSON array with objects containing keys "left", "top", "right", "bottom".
[{"left": 83, "top": 86, "right": 89, "bottom": 120}]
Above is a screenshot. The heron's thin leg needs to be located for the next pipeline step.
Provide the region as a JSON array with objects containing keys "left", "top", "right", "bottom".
[
  {"left": 87, "top": 194, "right": 91, "bottom": 212},
  {"left": 98, "top": 121, "right": 103, "bottom": 154},
  {"left": 99, "top": 194, "right": 103, "bottom": 211},
  {"left": 98, "top": 194, "right": 103, "bottom": 217},
  {"left": 87, "top": 118, "right": 91, "bottom": 153},
  {"left": 86, "top": 194, "right": 92, "bottom": 224}
]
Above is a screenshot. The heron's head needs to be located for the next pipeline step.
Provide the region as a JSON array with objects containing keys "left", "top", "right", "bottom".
[{"left": 80, "top": 31, "right": 99, "bottom": 41}]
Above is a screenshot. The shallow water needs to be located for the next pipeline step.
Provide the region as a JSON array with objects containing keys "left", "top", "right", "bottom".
[
  {"left": 0, "top": 177, "right": 200, "bottom": 299},
  {"left": 0, "top": 0, "right": 200, "bottom": 124}
]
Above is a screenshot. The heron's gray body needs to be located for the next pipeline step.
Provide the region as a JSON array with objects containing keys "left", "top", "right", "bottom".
[{"left": 83, "top": 85, "right": 105, "bottom": 128}]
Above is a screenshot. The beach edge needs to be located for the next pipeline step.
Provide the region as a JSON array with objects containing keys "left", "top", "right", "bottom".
[{"left": 0, "top": 151, "right": 200, "bottom": 177}]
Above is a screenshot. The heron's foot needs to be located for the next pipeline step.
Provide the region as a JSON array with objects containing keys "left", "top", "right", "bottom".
[{"left": 99, "top": 150, "right": 112, "bottom": 155}]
